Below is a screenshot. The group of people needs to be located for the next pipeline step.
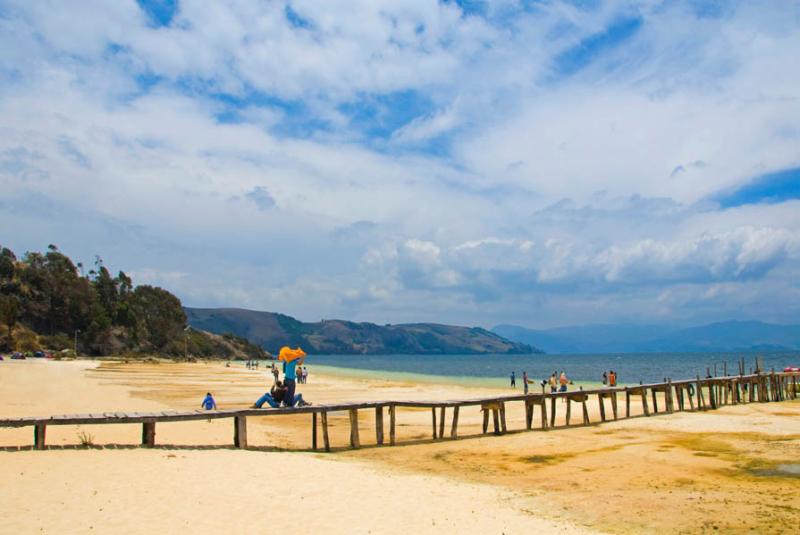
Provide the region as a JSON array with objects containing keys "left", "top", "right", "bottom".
[
  {"left": 252, "top": 380, "right": 310, "bottom": 408},
  {"left": 509, "top": 370, "right": 572, "bottom": 395},
  {"left": 601, "top": 370, "right": 618, "bottom": 387},
  {"left": 201, "top": 348, "right": 313, "bottom": 411},
  {"left": 509, "top": 369, "right": 620, "bottom": 394}
]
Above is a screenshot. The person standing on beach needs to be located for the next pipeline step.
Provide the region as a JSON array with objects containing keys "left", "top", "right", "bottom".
[
  {"left": 549, "top": 372, "right": 557, "bottom": 393},
  {"left": 278, "top": 347, "right": 306, "bottom": 408},
  {"left": 602, "top": 371, "right": 608, "bottom": 386},
  {"left": 559, "top": 372, "right": 569, "bottom": 392},
  {"left": 609, "top": 370, "right": 617, "bottom": 387},
  {"left": 522, "top": 371, "right": 530, "bottom": 394},
  {"left": 510, "top": 371, "right": 516, "bottom": 388},
  {"left": 201, "top": 392, "right": 217, "bottom": 410},
  {"left": 302, "top": 366, "right": 308, "bottom": 384}
]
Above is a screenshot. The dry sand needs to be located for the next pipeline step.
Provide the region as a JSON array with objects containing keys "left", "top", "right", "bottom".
[{"left": 1, "top": 359, "right": 798, "bottom": 534}]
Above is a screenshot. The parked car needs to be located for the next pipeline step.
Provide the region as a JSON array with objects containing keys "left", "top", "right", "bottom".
[{"left": 11, "top": 352, "right": 25, "bottom": 360}]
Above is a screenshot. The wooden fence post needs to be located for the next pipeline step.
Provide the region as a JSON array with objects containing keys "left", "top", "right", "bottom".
[
  {"left": 349, "top": 408, "right": 360, "bottom": 448},
  {"left": 142, "top": 422, "right": 156, "bottom": 447},
  {"left": 34, "top": 424, "right": 46, "bottom": 450},
  {"left": 321, "top": 411, "right": 330, "bottom": 452},
  {"left": 610, "top": 391, "right": 618, "bottom": 420},
  {"left": 375, "top": 406, "right": 384, "bottom": 445},
  {"left": 540, "top": 398, "right": 549, "bottom": 429},
  {"left": 439, "top": 407, "right": 446, "bottom": 439},
  {"left": 598, "top": 394, "right": 607, "bottom": 422},
  {"left": 234, "top": 415, "right": 247, "bottom": 449},
  {"left": 389, "top": 404, "right": 396, "bottom": 445},
  {"left": 450, "top": 406, "right": 460, "bottom": 439},
  {"left": 431, "top": 408, "right": 437, "bottom": 439},
  {"left": 312, "top": 412, "right": 318, "bottom": 450}
]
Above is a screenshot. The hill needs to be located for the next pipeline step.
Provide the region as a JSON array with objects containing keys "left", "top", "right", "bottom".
[
  {"left": 185, "top": 307, "right": 538, "bottom": 355},
  {"left": 492, "top": 321, "right": 800, "bottom": 354},
  {"left": 0, "top": 244, "right": 265, "bottom": 360}
]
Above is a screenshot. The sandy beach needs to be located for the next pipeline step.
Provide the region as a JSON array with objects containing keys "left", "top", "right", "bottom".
[{"left": 1, "top": 359, "right": 798, "bottom": 534}]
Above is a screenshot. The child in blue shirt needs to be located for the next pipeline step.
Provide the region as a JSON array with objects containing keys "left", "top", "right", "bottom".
[{"left": 201, "top": 392, "right": 217, "bottom": 410}]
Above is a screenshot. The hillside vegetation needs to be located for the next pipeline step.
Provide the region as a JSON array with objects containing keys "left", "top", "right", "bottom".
[
  {"left": 0, "top": 244, "right": 265, "bottom": 360},
  {"left": 186, "top": 307, "right": 538, "bottom": 355}
]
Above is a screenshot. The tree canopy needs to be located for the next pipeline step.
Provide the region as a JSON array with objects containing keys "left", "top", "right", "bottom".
[{"left": 0, "top": 244, "right": 243, "bottom": 357}]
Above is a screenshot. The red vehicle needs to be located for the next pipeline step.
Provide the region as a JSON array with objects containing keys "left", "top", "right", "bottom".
[{"left": 784, "top": 366, "right": 800, "bottom": 373}]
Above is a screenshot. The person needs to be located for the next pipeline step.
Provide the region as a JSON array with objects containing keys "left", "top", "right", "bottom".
[
  {"left": 271, "top": 363, "right": 279, "bottom": 383},
  {"left": 522, "top": 371, "right": 531, "bottom": 394},
  {"left": 302, "top": 366, "right": 308, "bottom": 384},
  {"left": 602, "top": 371, "right": 608, "bottom": 386},
  {"left": 559, "top": 372, "right": 569, "bottom": 392},
  {"left": 510, "top": 371, "right": 516, "bottom": 388},
  {"left": 609, "top": 370, "right": 617, "bottom": 387},
  {"left": 549, "top": 372, "right": 557, "bottom": 393},
  {"left": 201, "top": 392, "right": 217, "bottom": 410},
  {"left": 279, "top": 346, "right": 306, "bottom": 408}
]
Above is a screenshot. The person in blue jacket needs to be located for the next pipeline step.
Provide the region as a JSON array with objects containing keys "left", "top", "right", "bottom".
[{"left": 201, "top": 392, "right": 217, "bottom": 410}]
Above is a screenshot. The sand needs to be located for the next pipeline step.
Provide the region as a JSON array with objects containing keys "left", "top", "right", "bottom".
[{"left": 1, "top": 359, "right": 799, "bottom": 534}]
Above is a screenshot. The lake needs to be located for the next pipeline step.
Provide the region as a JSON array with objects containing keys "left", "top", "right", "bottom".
[{"left": 311, "top": 351, "right": 800, "bottom": 387}]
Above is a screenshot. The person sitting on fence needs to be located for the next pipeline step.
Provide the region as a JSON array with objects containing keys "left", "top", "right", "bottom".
[
  {"left": 253, "top": 381, "right": 311, "bottom": 408},
  {"left": 201, "top": 392, "right": 217, "bottom": 410},
  {"left": 253, "top": 381, "right": 283, "bottom": 408}
]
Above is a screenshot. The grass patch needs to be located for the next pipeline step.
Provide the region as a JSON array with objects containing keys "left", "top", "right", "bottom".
[{"left": 77, "top": 430, "right": 95, "bottom": 447}]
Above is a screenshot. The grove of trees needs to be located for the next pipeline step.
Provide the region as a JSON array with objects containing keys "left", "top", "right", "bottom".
[{"left": 0, "top": 244, "right": 253, "bottom": 357}]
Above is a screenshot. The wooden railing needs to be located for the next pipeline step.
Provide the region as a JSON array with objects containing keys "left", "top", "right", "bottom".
[{"left": 2, "top": 371, "right": 798, "bottom": 451}]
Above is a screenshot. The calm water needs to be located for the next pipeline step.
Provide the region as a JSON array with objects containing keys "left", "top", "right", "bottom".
[{"left": 311, "top": 351, "right": 800, "bottom": 385}]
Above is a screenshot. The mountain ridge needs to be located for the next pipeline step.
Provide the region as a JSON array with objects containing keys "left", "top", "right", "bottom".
[
  {"left": 185, "top": 307, "right": 539, "bottom": 355},
  {"left": 492, "top": 320, "right": 800, "bottom": 354}
]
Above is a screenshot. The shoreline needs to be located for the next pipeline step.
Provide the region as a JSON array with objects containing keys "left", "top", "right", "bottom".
[{"left": 2, "top": 359, "right": 799, "bottom": 534}]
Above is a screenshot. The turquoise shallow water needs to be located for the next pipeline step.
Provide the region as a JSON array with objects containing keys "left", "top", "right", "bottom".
[{"left": 307, "top": 351, "right": 800, "bottom": 387}]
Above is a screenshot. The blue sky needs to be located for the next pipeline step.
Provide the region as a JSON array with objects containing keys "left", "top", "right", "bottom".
[{"left": 1, "top": 0, "right": 799, "bottom": 328}]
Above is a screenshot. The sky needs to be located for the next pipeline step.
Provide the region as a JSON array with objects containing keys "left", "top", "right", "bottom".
[{"left": 1, "top": 0, "right": 799, "bottom": 329}]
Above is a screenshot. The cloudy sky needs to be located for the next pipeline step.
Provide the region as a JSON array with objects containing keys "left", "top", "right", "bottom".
[{"left": 2, "top": 0, "right": 799, "bottom": 329}]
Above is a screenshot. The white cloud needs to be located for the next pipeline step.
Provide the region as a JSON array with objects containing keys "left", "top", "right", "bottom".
[{"left": 1, "top": 0, "right": 799, "bottom": 328}]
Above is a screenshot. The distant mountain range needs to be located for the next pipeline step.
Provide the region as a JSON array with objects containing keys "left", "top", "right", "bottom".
[
  {"left": 185, "top": 307, "right": 539, "bottom": 355},
  {"left": 492, "top": 321, "right": 800, "bottom": 354}
]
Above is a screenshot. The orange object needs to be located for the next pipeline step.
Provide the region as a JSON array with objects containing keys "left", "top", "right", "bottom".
[{"left": 278, "top": 346, "right": 307, "bottom": 362}]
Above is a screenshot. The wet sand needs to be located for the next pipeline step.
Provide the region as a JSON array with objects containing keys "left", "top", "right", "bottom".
[{"left": 1, "top": 359, "right": 798, "bottom": 533}]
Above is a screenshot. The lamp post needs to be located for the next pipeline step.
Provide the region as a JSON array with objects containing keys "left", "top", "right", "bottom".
[
  {"left": 74, "top": 329, "right": 80, "bottom": 356},
  {"left": 184, "top": 326, "right": 191, "bottom": 359}
]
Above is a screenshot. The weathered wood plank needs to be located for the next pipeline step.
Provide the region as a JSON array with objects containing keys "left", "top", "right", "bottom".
[
  {"left": 450, "top": 406, "right": 459, "bottom": 439},
  {"left": 438, "top": 407, "right": 446, "bottom": 439}
]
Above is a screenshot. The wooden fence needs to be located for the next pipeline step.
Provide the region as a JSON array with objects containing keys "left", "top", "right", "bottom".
[{"left": 1, "top": 371, "right": 798, "bottom": 452}]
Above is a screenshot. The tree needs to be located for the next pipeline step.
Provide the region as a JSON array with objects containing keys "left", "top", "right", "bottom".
[
  {"left": 129, "top": 285, "right": 186, "bottom": 350},
  {"left": 0, "top": 294, "right": 19, "bottom": 350}
]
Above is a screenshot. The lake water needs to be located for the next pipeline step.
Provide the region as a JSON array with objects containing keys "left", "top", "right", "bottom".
[{"left": 311, "top": 351, "right": 800, "bottom": 387}]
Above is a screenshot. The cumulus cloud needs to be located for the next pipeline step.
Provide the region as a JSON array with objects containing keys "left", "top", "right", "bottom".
[{"left": 1, "top": 0, "right": 799, "bottom": 327}]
